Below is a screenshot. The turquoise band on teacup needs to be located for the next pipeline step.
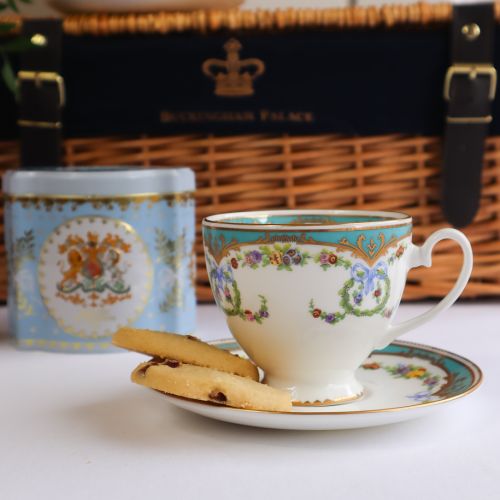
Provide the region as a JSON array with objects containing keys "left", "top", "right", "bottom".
[
  {"left": 203, "top": 224, "right": 412, "bottom": 265},
  {"left": 203, "top": 210, "right": 412, "bottom": 265}
]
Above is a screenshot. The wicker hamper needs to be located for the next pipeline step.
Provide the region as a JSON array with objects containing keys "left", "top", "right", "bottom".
[{"left": 1, "top": 3, "right": 500, "bottom": 302}]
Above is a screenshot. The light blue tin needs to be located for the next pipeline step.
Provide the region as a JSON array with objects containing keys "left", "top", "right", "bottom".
[{"left": 3, "top": 167, "right": 196, "bottom": 352}]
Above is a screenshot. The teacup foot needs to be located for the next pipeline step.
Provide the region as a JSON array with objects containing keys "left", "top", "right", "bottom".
[
  {"left": 263, "top": 373, "right": 364, "bottom": 407},
  {"left": 292, "top": 391, "right": 364, "bottom": 407}
]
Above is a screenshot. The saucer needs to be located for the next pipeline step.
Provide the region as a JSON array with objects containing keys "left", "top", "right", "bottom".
[{"left": 157, "top": 339, "right": 482, "bottom": 430}]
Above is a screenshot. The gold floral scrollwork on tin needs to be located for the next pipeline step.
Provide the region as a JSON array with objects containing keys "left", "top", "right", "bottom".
[
  {"left": 202, "top": 38, "right": 265, "bottom": 97},
  {"left": 155, "top": 228, "right": 194, "bottom": 312},
  {"left": 11, "top": 229, "right": 35, "bottom": 316},
  {"left": 5, "top": 192, "right": 194, "bottom": 212}
]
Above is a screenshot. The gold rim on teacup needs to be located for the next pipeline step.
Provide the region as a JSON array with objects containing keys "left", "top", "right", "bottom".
[{"left": 203, "top": 209, "right": 412, "bottom": 231}]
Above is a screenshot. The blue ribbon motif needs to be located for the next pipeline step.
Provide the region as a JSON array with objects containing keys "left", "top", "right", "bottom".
[
  {"left": 351, "top": 261, "right": 388, "bottom": 296},
  {"left": 211, "top": 261, "right": 234, "bottom": 289}
]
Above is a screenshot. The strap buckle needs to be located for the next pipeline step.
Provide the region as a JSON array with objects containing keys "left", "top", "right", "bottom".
[
  {"left": 446, "top": 115, "right": 492, "bottom": 124},
  {"left": 444, "top": 64, "right": 497, "bottom": 124},
  {"left": 444, "top": 63, "right": 497, "bottom": 101},
  {"left": 17, "top": 70, "right": 65, "bottom": 107}
]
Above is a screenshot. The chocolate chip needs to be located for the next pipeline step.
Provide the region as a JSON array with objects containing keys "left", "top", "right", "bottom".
[
  {"left": 164, "top": 359, "right": 180, "bottom": 368},
  {"left": 139, "top": 357, "right": 179, "bottom": 373},
  {"left": 137, "top": 363, "right": 153, "bottom": 377},
  {"left": 186, "top": 335, "right": 201, "bottom": 342},
  {"left": 209, "top": 390, "right": 227, "bottom": 403}
]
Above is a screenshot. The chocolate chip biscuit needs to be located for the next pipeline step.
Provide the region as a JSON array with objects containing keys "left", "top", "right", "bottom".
[
  {"left": 131, "top": 359, "right": 292, "bottom": 411},
  {"left": 113, "top": 327, "right": 259, "bottom": 381}
]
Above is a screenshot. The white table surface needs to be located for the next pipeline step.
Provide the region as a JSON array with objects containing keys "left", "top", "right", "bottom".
[{"left": 0, "top": 303, "right": 499, "bottom": 500}]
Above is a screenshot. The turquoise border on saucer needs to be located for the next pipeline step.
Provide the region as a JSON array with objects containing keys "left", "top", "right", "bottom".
[{"left": 212, "top": 339, "right": 480, "bottom": 402}]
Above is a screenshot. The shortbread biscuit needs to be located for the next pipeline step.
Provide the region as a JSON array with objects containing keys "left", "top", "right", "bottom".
[
  {"left": 131, "top": 359, "right": 292, "bottom": 412},
  {"left": 113, "top": 327, "right": 259, "bottom": 381}
]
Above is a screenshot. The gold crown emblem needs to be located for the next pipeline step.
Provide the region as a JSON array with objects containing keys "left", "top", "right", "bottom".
[{"left": 202, "top": 38, "right": 265, "bottom": 97}]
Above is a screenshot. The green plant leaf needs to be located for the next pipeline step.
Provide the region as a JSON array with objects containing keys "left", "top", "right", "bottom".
[
  {"left": 6, "top": 0, "right": 19, "bottom": 12},
  {"left": 1, "top": 55, "right": 18, "bottom": 98},
  {"left": 0, "top": 21, "right": 17, "bottom": 31}
]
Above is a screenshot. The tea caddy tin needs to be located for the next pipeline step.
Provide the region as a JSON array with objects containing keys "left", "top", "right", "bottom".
[{"left": 4, "top": 167, "right": 195, "bottom": 352}]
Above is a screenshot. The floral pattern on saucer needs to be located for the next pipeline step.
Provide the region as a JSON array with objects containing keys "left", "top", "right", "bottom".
[
  {"left": 362, "top": 361, "right": 441, "bottom": 403},
  {"left": 158, "top": 340, "right": 482, "bottom": 431},
  {"left": 215, "top": 339, "right": 475, "bottom": 406}
]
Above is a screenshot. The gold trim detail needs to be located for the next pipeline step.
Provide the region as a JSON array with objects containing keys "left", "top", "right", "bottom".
[
  {"left": 291, "top": 392, "right": 364, "bottom": 407},
  {"left": 337, "top": 233, "right": 404, "bottom": 263},
  {"left": 203, "top": 221, "right": 411, "bottom": 234},
  {"left": 444, "top": 64, "right": 497, "bottom": 101},
  {"left": 19, "top": 339, "right": 112, "bottom": 350},
  {"left": 30, "top": 33, "right": 48, "bottom": 47},
  {"left": 203, "top": 210, "right": 412, "bottom": 227},
  {"left": 204, "top": 228, "right": 412, "bottom": 265},
  {"left": 461, "top": 22, "right": 481, "bottom": 41},
  {"left": 5, "top": 191, "right": 194, "bottom": 211},
  {"left": 17, "top": 119, "right": 62, "bottom": 129},
  {"left": 446, "top": 115, "right": 493, "bottom": 124},
  {"left": 18, "top": 70, "right": 65, "bottom": 107}
]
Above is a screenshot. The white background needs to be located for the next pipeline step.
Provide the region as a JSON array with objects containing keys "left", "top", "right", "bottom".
[{"left": 1, "top": 302, "right": 499, "bottom": 500}]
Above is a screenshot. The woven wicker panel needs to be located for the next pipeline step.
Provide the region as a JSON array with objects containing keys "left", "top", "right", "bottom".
[
  {"left": 4, "top": 2, "right": 500, "bottom": 35},
  {"left": 1, "top": 133, "right": 499, "bottom": 302}
]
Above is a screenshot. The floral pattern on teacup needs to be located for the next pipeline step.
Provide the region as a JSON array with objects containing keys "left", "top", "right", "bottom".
[
  {"left": 309, "top": 244, "right": 406, "bottom": 325},
  {"left": 234, "top": 244, "right": 352, "bottom": 272},
  {"left": 237, "top": 244, "right": 312, "bottom": 271},
  {"left": 206, "top": 253, "right": 270, "bottom": 324},
  {"left": 205, "top": 240, "right": 407, "bottom": 327}
]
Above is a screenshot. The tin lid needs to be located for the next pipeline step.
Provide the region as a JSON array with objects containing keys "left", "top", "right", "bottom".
[{"left": 3, "top": 167, "right": 195, "bottom": 196}]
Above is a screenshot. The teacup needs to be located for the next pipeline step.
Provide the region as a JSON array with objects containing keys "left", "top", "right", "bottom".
[{"left": 202, "top": 210, "right": 473, "bottom": 405}]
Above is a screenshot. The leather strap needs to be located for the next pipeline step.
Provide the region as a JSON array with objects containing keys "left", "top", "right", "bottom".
[
  {"left": 18, "top": 19, "right": 64, "bottom": 167},
  {"left": 442, "top": 3, "right": 496, "bottom": 227}
]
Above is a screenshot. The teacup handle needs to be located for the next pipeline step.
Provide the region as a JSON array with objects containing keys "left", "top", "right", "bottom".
[{"left": 376, "top": 228, "right": 473, "bottom": 349}]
